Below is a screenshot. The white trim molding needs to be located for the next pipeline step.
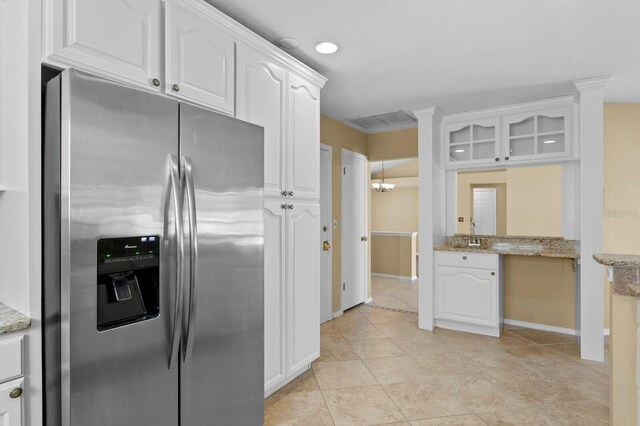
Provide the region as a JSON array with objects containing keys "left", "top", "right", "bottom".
[
  {"left": 371, "top": 273, "right": 417, "bottom": 281},
  {"left": 371, "top": 231, "right": 418, "bottom": 237},
  {"left": 504, "top": 319, "right": 610, "bottom": 337},
  {"left": 413, "top": 106, "right": 444, "bottom": 331},
  {"left": 573, "top": 75, "right": 611, "bottom": 362}
]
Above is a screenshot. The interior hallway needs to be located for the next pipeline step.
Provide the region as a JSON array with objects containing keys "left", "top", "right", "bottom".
[
  {"left": 371, "top": 276, "right": 418, "bottom": 312},
  {"left": 265, "top": 304, "right": 610, "bottom": 425}
]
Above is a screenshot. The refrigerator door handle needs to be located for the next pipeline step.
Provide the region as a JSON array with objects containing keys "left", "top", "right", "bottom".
[
  {"left": 166, "top": 154, "right": 185, "bottom": 369},
  {"left": 182, "top": 156, "right": 198, "bottom": 361}
]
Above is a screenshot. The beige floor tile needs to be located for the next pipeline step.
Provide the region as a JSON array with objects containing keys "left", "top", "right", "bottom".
[
  {"left": 376, "top": 322, "right": 425, "bottom": 339},
  {"left": 382, "top": 380, "right": 471, "bottom": 420},
  {"left": 312, "top": 359, "right": 378, "bottom": 390},
  {"left": 264, "top": 390, "right": 334, "bottom": 426},
  {"left": 364, "top": 311, "right": 411, "bottom": 324},
  {"left": 373, "top": 294, "right": 415, "bottom": 312},
  {"left": 409, "top": 414, "right": 486, "bottom": 425},
  {"left": 318, "top": 338, "right": 359, "bottom": 362},
  {"left": 389, "top": 334, "right": 441, "bottom": 358},
  {"left": 363, "top": 355, "right": 432, "bottom": 384},
  {"left": 321, "top": 323, "right": 347, "bottom": 342},
  {"left": 506, "top": 328, "right": 578, "bottom": 345},
  {"left": 349, "top": 338, "right": 406, "bottom": 359},
  {"left": 323, "top": 385, "right": 405, "bottom": 426},
  {"left": 265, "top": 369, "right": 320, "bottom": 408},
  {"left": 413, "top": 351, "right": 478, "bottom": 378},
  {"left": 339, "top": 323, "right": 388, "bottom": 341}
]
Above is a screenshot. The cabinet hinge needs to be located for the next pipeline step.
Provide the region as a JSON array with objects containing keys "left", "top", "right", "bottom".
[
  {"left": 343, "top": 167, "right": 346, "bottom": 175},
  {"left": 343, "top": 283, "right": 345, "bottom": 290}
]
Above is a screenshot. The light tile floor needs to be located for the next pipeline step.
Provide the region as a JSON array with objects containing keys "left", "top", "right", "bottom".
[
  {"left": 265, "top": 304, "right": 610, "bottom": 425},
  {"left": 371, "top": 276, "right": 418, "bottom": 312}
]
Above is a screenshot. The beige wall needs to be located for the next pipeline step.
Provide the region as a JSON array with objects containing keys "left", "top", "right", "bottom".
[
  {"left": 320, "top": 114, "right": 368, "bottom": 312},
  {"left": 368, "top": 127, "right": 418, "bottom": 161},
  {"left": 371, "top": 234, "right": 416, "bottom": 278},
  {"left": 371, "top": 185, "right": 419, "bottom": 246},
  {"left": 604, "top": 104, "right": 640, "bottom": 425},
  {"left": 504, "top": 256, "right": 576, "bottom": 328},
  {"left": 506, "top": 166, "right": 563, "bottom": 237}
]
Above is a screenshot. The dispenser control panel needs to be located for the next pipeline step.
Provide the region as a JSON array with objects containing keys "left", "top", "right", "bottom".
[{"left": 97, "top": 236, "right": 160, "bottom": 331}]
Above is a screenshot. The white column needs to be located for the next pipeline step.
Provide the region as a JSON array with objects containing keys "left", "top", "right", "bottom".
[
  {"left": 573, "top": 76, "right": 611, "bottom": 361},
  {"left": 413, "top": 106, "right": 443, "bottom": 330}
]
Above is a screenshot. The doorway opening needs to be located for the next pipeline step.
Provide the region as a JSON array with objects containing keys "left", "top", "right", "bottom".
[{"left": 369, "top": 157, "right": 418, "bottom": 312}]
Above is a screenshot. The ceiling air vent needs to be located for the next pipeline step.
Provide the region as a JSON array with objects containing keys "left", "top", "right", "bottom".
[{"left": 346, "top": 110, "right": 416, "bottom": 132}]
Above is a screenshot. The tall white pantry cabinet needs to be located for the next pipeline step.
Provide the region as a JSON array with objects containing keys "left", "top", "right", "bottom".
[{"left": 42, "top": 0, "right": 326, "bottom": 400}]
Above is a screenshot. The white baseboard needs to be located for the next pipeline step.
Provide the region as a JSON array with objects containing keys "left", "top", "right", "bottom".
[
  {"left": 504, "top": 319, "right": 610, "bottom": 337},
  {"left": 372, "top": 272, "right": 414, "bottom": 281},
  {"left": 331, "top": 310, "right": 343, "bottom": 319},
  {"left": 364, "top": 297, "right": 373, "bottom": 304}
]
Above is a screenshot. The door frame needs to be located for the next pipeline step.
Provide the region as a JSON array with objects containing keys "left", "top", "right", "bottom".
[
  {"left": 340, "top": 148, "right": 368, "bottom": 312},
  {"left": 472, "top": 187, "right": 497, "bottom": 235},
  {"left": 319, "top": 143, "right": 333, "bottom": 323}
]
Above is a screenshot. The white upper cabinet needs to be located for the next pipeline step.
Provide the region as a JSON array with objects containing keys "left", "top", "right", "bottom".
[
  {"left": 445, "top": 117, "right": 501, "bottom": 167},
  {"left": 502, "top": 106, "right": 572, "bottom": 163},
  {"left": 236, "top": 44, "right": 287, "bottom": 198},
  {"left": 44, "top": 0, "right": 162, "bottom": 90},
  {"left": 287, "top": 74, "right": 320, "bottom": 200},
  {"left": 165, "top": 2, "right": 235, "bottom": 115}
]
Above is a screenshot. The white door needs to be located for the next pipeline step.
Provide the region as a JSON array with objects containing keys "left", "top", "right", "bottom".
[
  {"left": 263, "top": 200, "right": 286, "bottom": 394},
  {"left": 287, "top": 202, "right": 320, "bottom": 374},
  {"left": 341, "top": 150, "right": 367, "bottom": 311},
  {"left": 236, "top": 44, "right": 287, "bottom": 199},
  {"left": 286, "top": 73, "right": 320, "bottom": 200},
  {"left": 45, "top": 0, "right": 162, "bottom": 90},
  {"left": 319, "top": 145, "right": 332, "bottom": 323},
  {"left": 0, "top": 377, "right": 24, "bottom": 425},
  {"left": 473, "top": 188, "right": 497, "bottom": 235},
  {"left": 165, "top": 2, "right": 235, "bottom": 114}
]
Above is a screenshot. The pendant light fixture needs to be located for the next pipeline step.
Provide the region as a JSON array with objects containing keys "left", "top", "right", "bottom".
[{"left": 372, "top": 161, "right": 395, "bottom": 192}]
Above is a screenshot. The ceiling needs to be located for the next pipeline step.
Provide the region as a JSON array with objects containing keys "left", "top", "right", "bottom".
[{"left": 205, "top": 0, "right": 640, "bottom": 130}]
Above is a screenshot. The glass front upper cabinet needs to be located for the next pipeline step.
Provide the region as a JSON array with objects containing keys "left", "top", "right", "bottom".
[
  {"left": 445, "top": 118, "right": 500, "bottom": 166},
  {"left": 502, "top": 107, "right": 571, "bottom": 162}
]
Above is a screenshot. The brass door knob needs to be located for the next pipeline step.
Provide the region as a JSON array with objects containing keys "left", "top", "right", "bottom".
[
  {"left": 9, "top": 387, "right": 22, "bottom": 399},
  {"left": 323, "top": 241, "right": 331, "bottom": 251}
]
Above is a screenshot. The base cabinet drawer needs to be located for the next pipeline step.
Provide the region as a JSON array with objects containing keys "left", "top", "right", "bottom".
[
  {"left": 0, "top": 336, "right": 23, "bottom": 383},
  {"left": 0, "top": 377, "right": 24, "bottom": 425},
  {"left": 436, "top": 251, "right": 497, "bottom": 269}
]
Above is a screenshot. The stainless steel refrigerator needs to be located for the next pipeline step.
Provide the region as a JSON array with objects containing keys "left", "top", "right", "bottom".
[{"left": 43, "top": 69, "right": 264, "bottom": 425}]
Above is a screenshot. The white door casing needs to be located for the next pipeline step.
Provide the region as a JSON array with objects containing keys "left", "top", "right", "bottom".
[
  {"left": 165, "top": 1, "right": 235, "bottom": 114},
  {"left": 319, "top": 144, "right": 332, "bottom": 323},
  {"left": 473, "top": 188, "right": 497, "bottom": 235},
  {"left": 341, "top": 149, "right": 367, "bottom": 311},
  {"left": 236, "top": 44, "right": 287, "bottom": 198}
]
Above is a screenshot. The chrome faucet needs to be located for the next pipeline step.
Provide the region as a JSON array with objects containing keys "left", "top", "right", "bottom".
[{"left": 468, "top": 217, "right": 482, "bottom": 247}]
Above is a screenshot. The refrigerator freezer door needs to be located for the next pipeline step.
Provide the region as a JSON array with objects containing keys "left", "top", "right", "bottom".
[
  {"left": 179, "top": 103, "right": 265, "bottom": 425},
  {"left": 49, "top": 69, "right": 181, "bottom": 425}
]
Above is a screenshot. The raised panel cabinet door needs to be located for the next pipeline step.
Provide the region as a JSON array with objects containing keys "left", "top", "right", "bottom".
[
  {"left": 0, "top": 377, "right": 24, "bottom": 425},
  {"left": 236, "top": 44, "right": 287, "bottom": 198},
  {"left": 263, "top": 200, "right": 287, "bottom": 395},
  {"left": 435, "top": 266, "right": 497, "bottom": 327},
  {"left": 45, "top": 0, "right": 162, "bottom": 90},
  {"left": 165, "top": 3, "right": 235, "bottom": 115},
  {"left": 286, "top": 202, "right": 320, "bottom": 375},
  {"left": 286, "top": 73, "right": 320, "bottom": 200}
]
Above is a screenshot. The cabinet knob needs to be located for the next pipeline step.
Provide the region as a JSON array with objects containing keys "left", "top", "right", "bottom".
[
  {"left": 494, "top": 157, "right": 499, "bottom": 162},
  {"left": 462, "top": 256, "right": 467, "bottom": 260},
  {"left": 172, "top": 84, "right": 180, "bottom": 92},
  {"left": 281, "top": 191, "right": 287, "bottom": 197},
  {"left": 504, "top": 156, "right": 510, "bottom": 161},
  {"left": 288, "top": 191, "right": 294, "bottom": 197},
  {"left": 9, "top": 388, "right": 22, "bottom": 399},
  {"left": 491, "top": 272, "right": 496, "bottom": 276},
  {"left": 288, "top": 204, "right": 293, "bottom": 209},
  {"left": 281, "top": 203, "right": 286, "bottom": 209},
  {"left": 152, "top": 78, "right": 161, "bottom": 87}
]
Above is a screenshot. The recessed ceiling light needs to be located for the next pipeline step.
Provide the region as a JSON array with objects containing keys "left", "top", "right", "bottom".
[
  {"left": 279, "top": 38, "right": 300, "bottom": 49},
  {"left": 314, "top": 41, "right": 339, "bottom": 55},
  {"left": 543, "top": 140, "right": 556, "bottom": 144},
  {"left": 455, "top": 149, "right": 465, "bottom": 153}
]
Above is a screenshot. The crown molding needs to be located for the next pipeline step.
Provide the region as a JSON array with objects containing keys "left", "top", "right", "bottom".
[
  {"left": 413, "top": 106, "right": 443, "bottom": 123},
  {"left": 572, "top": 75, "right": 612, "bottom": 93}
]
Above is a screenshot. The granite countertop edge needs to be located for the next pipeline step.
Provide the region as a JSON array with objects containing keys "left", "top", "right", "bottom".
[
  {"left": 434, "top": 245, "right": 580, "bottom": 259},
  {"left": 593, "top": 253, "right": 640, "bottom": 268},
  {"left": 0, "top": 302, "right": 31, "bottom": 334}
]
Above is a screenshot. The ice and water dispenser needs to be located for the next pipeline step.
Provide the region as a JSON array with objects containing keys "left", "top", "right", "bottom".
[{"left": 97, "top": 236, "right": 160, "bottom": 331}]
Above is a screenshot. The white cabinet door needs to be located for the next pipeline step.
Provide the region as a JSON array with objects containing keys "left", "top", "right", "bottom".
[
  {"left": 263, "top": 200, "right": 286, "bottom": 394},
  {"left": 444, "top": 117, "right": 501, "bottom": 168},
  {"left": 165, "top": 2, "right": 235, "bottom": 115},
  {"left": 236, "top": 45, "right": 287, "bottom": 198},
  {"left": 0, "top": 377, "right": 24, "bottom": 426},
  {"left": 286, "top": 74, "right": 320, "bottom": 200},
  {"left": 502, "top": 106, "right": 572, "bottom": 163},
  {"left": 286, "top": 202, "right": 320, "bottom": 374},
  {"left": 45, "top": 0, "right": 162, "bottom": 90},
  {"left": 435, "top": 266, "right": 497, "bottom": 328}
]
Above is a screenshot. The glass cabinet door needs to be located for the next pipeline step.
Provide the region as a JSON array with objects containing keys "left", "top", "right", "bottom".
[
  {"left": 503, "top": 107, "right": 570, "bottom": 161},
  {"left": 446, "top": 118, "right": 499, "bottom": 166}
]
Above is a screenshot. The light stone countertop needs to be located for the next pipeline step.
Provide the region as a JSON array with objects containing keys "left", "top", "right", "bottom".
[
  {"left": 434, "top": 245, "right": 580, "bottom": 259},
  {"left": 0, "top": 302, "right": 31, "bottom": 334},
  {"left": 593, "top": 253, "right": 640, "bottom": 268},
  {"left": 594, "top": 253, "right": 640, "bottom": 297}
]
